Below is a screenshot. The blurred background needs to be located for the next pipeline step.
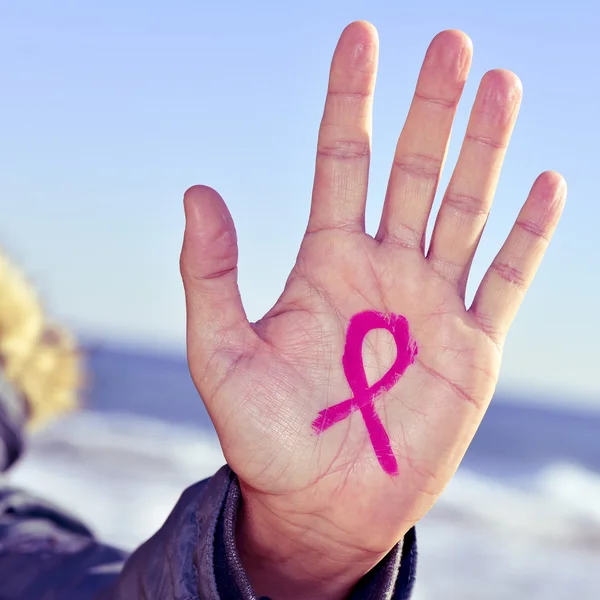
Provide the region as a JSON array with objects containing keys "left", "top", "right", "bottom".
[{"left": 1, "top": 1, "right": 598, "bottom": 598}]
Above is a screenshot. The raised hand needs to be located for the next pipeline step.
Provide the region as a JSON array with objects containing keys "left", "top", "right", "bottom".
[{"left": 180, "top": 21, "right": 566, "bottom": 599}]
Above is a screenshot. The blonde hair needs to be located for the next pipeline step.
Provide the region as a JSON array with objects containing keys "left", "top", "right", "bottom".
[{"left": 0, "top": 252, "right": 81, "bottom": 428}]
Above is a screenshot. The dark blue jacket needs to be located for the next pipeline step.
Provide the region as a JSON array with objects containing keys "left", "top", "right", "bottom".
[{"left": 0, "top": 373, "right": 417, "bottom": 599}]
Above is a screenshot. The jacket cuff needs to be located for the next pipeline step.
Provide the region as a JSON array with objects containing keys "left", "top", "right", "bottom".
[{"left": 209, "top": 467, "right": 417, "bottom": 599}]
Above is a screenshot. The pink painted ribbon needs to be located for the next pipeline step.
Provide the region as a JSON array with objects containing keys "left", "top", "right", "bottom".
[{"left": 312, "top": 310, "right": 418, "bottom": 475}]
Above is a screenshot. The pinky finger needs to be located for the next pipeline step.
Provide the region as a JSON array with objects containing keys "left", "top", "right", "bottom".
[{"left": 469, "top": 171, "right": 567, "bottom": 343}]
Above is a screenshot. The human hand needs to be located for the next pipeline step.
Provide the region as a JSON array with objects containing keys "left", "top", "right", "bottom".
[{"left": 180, "top": 21, "right": 566, "bottom": 600}]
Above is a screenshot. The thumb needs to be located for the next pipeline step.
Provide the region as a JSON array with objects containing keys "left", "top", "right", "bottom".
[{"left": 180, "top": 186, "right": 256, "bottom": 391}]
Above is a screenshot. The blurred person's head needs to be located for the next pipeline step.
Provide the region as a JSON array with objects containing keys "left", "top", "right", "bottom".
[{"left": 0, "top": 251, "right": 81, "bottom": 427}]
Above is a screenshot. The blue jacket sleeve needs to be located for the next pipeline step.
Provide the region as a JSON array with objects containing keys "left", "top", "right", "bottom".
[{"left": 110, "top": 466, "right": 417, "bottom": 599}]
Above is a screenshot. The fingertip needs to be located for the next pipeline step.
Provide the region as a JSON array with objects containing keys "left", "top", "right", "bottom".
[
  {"left": 183, "top": 185, "right": 232, "bottom": 226},
  {"left": 335, "top": 21, "right": 379, "bottom": 73},
  {"left": 537, "top": 170, "right": 567, "bottom": 190},
  {"left": 184, "top": 184, "right": 224, "bottom": 210},
  {"left": 430, "top": 29, "right": 473, "bottom": 56},
  {"left": 343, "top": 20, "right": 379, "bottom": 42},
  {"left": 424, "top": 29, "right": 473, "bottom": 79},
  {"left": 482, "top": 69, "right": 523, "bottom": 98},
  {"left": 475, "top": 69, "right": 522, "bottom": 124},
  {"left": 532, "top": 170, "right": 568, "bottom": 207}
]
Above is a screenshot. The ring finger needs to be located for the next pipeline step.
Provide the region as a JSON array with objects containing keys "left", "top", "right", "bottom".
[{"left": 427, "top": 69, "right": 523, "bottom": 295}]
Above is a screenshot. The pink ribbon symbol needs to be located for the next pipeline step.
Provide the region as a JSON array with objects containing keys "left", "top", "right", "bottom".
[{"left": 312, "top": 310, "right": 418, "bottom": 476}]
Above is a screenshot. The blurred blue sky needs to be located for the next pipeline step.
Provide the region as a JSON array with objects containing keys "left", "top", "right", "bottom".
[{"left": 0, "top": 1, "right": 597, "bottom": 405}]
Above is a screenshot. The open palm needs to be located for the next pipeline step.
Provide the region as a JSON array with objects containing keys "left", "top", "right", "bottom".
[{"left": 180, "top": 22, "right": 565, "bottom": 596}]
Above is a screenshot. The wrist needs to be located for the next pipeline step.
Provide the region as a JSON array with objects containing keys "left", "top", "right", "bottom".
[{"left": 236, "top": 485, "right": 387, "bottom": 600}]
